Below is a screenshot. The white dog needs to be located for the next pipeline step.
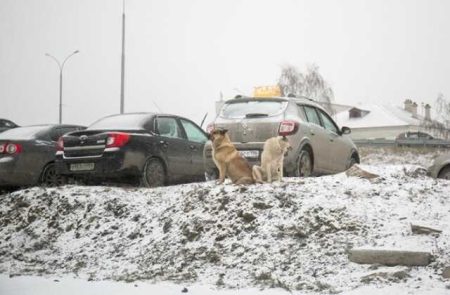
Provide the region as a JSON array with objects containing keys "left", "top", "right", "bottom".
[{"left": 252, "top": 136, "right": 291, "bottom": 183}]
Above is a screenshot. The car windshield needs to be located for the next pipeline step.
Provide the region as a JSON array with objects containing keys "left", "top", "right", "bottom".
[
  {"left": 0, "top": 126, "right": 50, "bottom": 140},
  {"left": 220, "top": 99, "right": 288, "bottom": 119},
  {"left": 88, "top": 114, "right": 150, "bottom": 130}
]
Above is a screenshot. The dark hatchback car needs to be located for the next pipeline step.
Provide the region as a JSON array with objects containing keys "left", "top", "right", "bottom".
[
  {"left": 55, "top": 113, "right": 209, "bottom": 187},
  {"left": 0, "top": 119, "right": 19, "bottom": 133},
  {"left": 0, "top": 124, "right": 85, "bottom": 188}
]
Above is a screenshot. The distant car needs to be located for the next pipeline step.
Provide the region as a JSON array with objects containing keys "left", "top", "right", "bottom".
[
  {"left": 428, "top": 153, "right": 450, "bottom": 180},
  {"left": 55, "top": 113, "right": 209, "bottom": 187},
  {"left": 0, "top": 124, "right": 85, "bottom": 188},
  {"left": 396, "top": 131, "right": 434, "bottom": 140},
  {"left": 395, "top": 131, "right": 450, "bottom": 147},
  {"left": 0, "top": 119, "right": 19, "bottom": 133},
  {"left": 204, "top": 95, "right": 359, "bottom": 179}
]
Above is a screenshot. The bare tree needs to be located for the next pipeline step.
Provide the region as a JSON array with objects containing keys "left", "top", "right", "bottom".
[
  {"left": 434, "top": 93, "right": 450, "bottom": 139},
  {"left": 278, "top": 64, "right": 335, "bottom": 114}
]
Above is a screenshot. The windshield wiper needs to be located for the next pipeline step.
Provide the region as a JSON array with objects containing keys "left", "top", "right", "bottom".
[{"left": 245, "top": 113, "right": 269, "bottom": 118}]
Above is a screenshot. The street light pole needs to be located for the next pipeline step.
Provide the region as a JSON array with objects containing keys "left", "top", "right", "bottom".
[
  {"left": 45, "top": 50, "right": 79, "bottom": 124},
  {"left": 120, "top": 0, "right": 126, "bottom": 114}
]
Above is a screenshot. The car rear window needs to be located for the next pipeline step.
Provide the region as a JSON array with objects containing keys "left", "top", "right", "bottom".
[
  {"left": 220, "top": 99, "right": 287, "bottom": 119},
  {"left": 0, "top": 126, "right": 50, "bottom": 140},
  {"left": 88, "top": 114, "right": 150, "bottom": 130}
]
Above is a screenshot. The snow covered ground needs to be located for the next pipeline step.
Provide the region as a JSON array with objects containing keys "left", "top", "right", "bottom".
[{"left": 0, "top": 148, "right": 449, "bottom": 294}]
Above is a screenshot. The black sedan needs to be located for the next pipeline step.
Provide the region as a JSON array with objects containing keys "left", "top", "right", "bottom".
[
  {"left": 0, "top": 124, "right": 85, "bottom": 188},
  {"left": 55, "top": 113, "right": 209, "bottom": 187},
  {"left": 0, "top": 119, "right": 19, "bottom": 133}
]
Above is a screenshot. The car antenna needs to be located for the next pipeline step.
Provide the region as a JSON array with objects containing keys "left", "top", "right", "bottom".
[
  {"left": 152, "top": 100, "right": 163, "bottom": 113},
  {"left": 200, "top": 112, "right": 208, "bottom": 128}
]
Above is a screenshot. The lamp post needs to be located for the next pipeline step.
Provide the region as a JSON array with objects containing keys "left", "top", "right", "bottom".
[{"left": 45, "top": 50, "right": 79, "bottom": 124}]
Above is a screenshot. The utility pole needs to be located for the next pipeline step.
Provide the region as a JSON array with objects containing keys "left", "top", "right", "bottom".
[{"left": 120, "top": 0, "right": 126, "bottom": 114}]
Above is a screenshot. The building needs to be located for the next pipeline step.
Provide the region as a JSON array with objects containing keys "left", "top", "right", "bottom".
[{"left": 332, "top": 100, "right": 448, "bottom": 140}]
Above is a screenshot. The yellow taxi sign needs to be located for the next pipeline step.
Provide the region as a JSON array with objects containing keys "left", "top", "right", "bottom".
[{"left": 253, "top": 85, "right": 282, "bottom": 98}]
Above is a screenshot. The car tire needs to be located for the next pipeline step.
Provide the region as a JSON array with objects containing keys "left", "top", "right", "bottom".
[
  {"left": 142, "top": 158, "right": 166, "bottom": 188},
  {"left": 295, "top": 149, "right": 313, "bottom": 177},
  {"left": 438, "top": 165, "right": 450, "bottom": 180},
  {"left": 347, "top": 156, "right": 358, "bottom": 169},
  {"left": 205, "top": 168, "right": 218, "bottom": 181},
  {"left": 40, "top": 163, "right": 67, "bottom": 187}
]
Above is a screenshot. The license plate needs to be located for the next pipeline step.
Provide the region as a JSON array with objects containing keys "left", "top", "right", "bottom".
[
  {"left": 70, "top": 163, "right": 95, "bottom": 171},
  {"left": 239, "top": 150, "right": 259, "bottom": 159}
]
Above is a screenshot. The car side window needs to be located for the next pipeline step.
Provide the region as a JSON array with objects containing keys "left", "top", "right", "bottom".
[
  {"left": 318, "top": 110, "right": 339, "bottom": 134},
  {"left": 156, "top": 117, "right": 183, "bottom": 139},
  {"left": 296, "top": 104, "right": 307, "bottom": 121},
  {"left": 180, "top": 119, "right": 208, "bottom": 143},
  {"left": 303, "top": 106, "right": 322, "bottom": 126}
]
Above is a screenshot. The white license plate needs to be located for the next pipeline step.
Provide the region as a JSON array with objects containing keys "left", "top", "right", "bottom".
[
  {"left": 239, "top": 150, "right": 259, "bottom": 159},
  {"left": 70, "top": 163, "right": 95, "bottom": 171}
]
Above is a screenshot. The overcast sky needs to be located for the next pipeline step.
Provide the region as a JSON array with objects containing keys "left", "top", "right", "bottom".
[{"left": 1, "top": 0, "right": 449, "bottom": 127}]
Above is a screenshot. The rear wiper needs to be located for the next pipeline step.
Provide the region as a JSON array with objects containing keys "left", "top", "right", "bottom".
[{"left": 245, "top": 113, "right": 269, "bottom": 118}]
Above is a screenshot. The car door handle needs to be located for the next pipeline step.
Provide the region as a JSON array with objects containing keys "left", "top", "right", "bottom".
[
  {"left": 189, "top": 144, "right": 197, "bottom": 151},
  {"left": 159, "top": 140, "right": 168, "bottom": 147},
  {"left": 309, "top": 129, "right": 315, "bottom": 135}
]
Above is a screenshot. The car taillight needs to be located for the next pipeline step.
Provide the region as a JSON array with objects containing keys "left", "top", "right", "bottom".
[
  {"left": 106, "top": 132, "right": 130, "bottom": 148},
  {"left": 56, "top": 137, "right": 64, "bottom": 151},
  {"left": 278, "top": 120, "right": 299, "bottom": 136},
  {"left": 1, "top": 143, "right": 22, "bottom": 155},
  {"left": 206, "top": 123, "right": 215, "bottom": 134}
]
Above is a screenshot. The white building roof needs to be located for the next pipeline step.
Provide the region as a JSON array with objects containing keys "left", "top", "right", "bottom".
[{"left": 334, "top": 104, "right": 422, "bottom": 129}]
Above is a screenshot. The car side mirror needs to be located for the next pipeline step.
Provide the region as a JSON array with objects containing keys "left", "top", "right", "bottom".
[{"left": 341, "top": 126, "right": 351, "bottom": 135}]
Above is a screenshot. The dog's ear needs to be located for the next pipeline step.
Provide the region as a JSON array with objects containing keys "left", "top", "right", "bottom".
[{"left": 219, "top": 129, "right": 228, "bottom": 135}]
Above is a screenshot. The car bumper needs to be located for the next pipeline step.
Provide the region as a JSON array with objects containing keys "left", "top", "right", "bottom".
[
  {"left": 427, "top": 164, "right": 440, "bottom": 178},
  {"left": 0, "top": 156, "right": 35, "bottom": 186},
  {"left": 203, "top": 141, "right": 297, "bottom": 174},
  {"left": 55, "top": 149, "right": 140, "bottom": 178}
]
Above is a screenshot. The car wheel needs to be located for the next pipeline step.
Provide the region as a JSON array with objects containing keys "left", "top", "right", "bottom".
[
  {"left": 205, "top": 168, "right": 218, "bottom": 181},
  {"left": 40, "top": 163, "right": 66, "bottom": 187},
  {"left": 347, "top": 156, "right": 358, "bottom": 169},
  {"left": 142, "top": 158, "right": 166, "bottom": 187},
  {"left": 296, "top": 149, "right": 312, "bottom": 177},
  {"left": 438, "top": 166, "right": 450, "bottom": 180}
]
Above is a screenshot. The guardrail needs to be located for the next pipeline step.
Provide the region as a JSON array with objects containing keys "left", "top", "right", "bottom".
[{"left": 353, "top": 139, "right": 450, "bottom": 148}]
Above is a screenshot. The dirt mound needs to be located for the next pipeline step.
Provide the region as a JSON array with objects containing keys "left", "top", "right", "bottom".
[{"left": 0, "top": 166, "right": 448, "bottom": 293}]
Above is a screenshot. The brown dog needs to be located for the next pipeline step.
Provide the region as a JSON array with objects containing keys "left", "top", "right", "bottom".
[
  {"left": 210, "top": 129, "right": 255, "bottom": 185},
  {"left": 252, "top": 136, "right": 291, "bottom": 183}
]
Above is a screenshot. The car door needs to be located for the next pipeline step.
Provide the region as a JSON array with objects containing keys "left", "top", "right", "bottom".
[
  {"left": 154, "top": 116, "right": 191, "bottom": 180},
  {"left": 179, "top": 118, "right": 209, "bottom": 180},
  {"left": 317, "top": 109, "right": 350, "bottom": 172},
  {"left": 302, "top": 105, "right": 331, "bottom": 173}
]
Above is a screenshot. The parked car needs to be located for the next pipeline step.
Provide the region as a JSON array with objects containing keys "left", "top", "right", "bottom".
[
  {"left": 395, "top": 131, "right": 450, "bottom": 147},
  {"left": 0, "top": 124, "right": 85, "bottom": 188},
  {"left": 0, "top": 119, "right": 19, "bottom": 133},
  {"left": 428, "top": 153, "right": 450, "bottom": 180},
  {"left": 55, "top": 112, "right": 209, "bottom": 187},
  {"left": 204, "top": 95, "right": 359, "bottom": 179}
]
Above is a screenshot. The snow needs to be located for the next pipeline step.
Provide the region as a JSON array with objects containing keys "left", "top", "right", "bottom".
[
  {"left": 335, "top": 104, "right": 421, "bottom": 129},
  {"left": 0, "top": 149, "right": 449, "bottom": 294}
]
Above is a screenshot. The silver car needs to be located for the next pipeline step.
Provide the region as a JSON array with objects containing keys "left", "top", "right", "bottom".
[
  {"left": 428, "top": 153, "right": 450, "bottom": 179},
  {"left": 203, "top": 95, "right": 359, "bottom": 179}
]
